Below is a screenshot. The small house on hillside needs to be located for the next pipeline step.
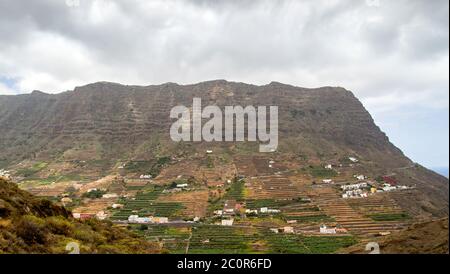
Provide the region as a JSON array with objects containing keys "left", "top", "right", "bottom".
[
  {"left": 319, "top": 224, "right": 336, "bottom": 234},
  {"left": 221, "top": 219, "right": 234, "bottom": 226}
]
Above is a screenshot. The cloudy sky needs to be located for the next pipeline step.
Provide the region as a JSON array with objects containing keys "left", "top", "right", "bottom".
[{"left": 0, "top": 0, "right": 448, "bottom": 174}]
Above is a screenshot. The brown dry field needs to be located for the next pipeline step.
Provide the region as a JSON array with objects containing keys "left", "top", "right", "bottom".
[{"left": 157, "top": 190, "right": 209, "bottom": 218}]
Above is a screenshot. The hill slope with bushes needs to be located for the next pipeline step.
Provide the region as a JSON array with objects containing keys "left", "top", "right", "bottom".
[{"left": 0, "top": 178, "right": 160, "bottom": 254}]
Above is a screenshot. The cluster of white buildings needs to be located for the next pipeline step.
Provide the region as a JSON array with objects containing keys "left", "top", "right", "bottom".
[
  {"left": 341, "top": 182, "right": 368, "bottom": 191},
  {"left": 381, "top": 183, "right": 410, "bottom": 192},
  {"left": 342, "top": 189, "right": 368, "bottom": 199},
  {"left": 319, "top": 224, "right": 348, "bottom": 234},
  {"left": 139, "top": 174, "right": 152, "bottom": 179},
  {"left": 340, "top": 180, "right": 411, "bottom": 199},
  {"left": 128, "top": 215, "right": 169, "bottom": 224},
  {"left": 260, "top": 207, "right": 280, "bottom": 214},
  {"left": 0, "top": 169, "right": 11, "bottom": 179},
  {"left": 243, "top": 207, "right": 281, "bottom": 215},
  {"left": 341, "top": 182, "right": 369, "bottom": 199}
]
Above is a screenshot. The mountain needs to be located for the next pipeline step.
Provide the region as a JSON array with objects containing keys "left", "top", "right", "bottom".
[{"left": 0, "top": 80, "right": 448, "bottom": 219}]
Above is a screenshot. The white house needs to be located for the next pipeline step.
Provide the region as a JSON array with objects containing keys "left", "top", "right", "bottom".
[
  {"left": 260, "top": 207, "right": 268, "bottom": 213},
  {"left": 320, "top": 225, "right": 336, "bottom": 234},
  {"left": 214, "top": 210, "right": 223, "bottom": 216},
  {"left": 140, "top": 174, "right": 152, "bottom": 179},
  {"left": 348, "top": 157, "right": 359, "bottom": 163},
  {"left": 270, "top": 228, "right": 279, "bottom": 234},
  {"left": 102, "top": 193, "right": 118, "bottom": 199},
  {"left": 96, "top": 211, "right": 107, "bottom": 220},
  {"left": 0, "top": 169, "right": 11, "bottom": 179},
  {"left": 245, "top": 209, "right": 258, "bottom": 215},
  {"left": 221, "top": 219, "right": 234, "bottom": 226},
  {"left": 355, "top": 174, "right": 365, "bottom": 180},
  {"left": 324, "top": 164, "right": 332, "bottom": 169},
  {"left": 177, "top": 183, "right": 189, "bottom": 188},
  {"left": 112, "top": 203, "right": 124, "bottom": 209},
  {"left": 206, "top": 150, "right": 213, "bottom": 154},
  {"left": 382, "top": 185, "right": 397, "bottom": 192},
  {"left": 322, "top": 179, "right": 333, "bottom": 184}
]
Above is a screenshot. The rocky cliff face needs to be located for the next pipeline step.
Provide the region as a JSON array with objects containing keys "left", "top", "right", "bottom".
[{"left": 0, "top": 80, "right": 408, "bottom": 165}]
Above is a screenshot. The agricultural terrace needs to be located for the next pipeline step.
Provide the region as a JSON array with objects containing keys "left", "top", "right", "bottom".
[
  {"left": 134, "top": 225, "right": 358, "bottom": 254},
  {"left": 110, "top": 186, "right": 185, "bottom": 220}
]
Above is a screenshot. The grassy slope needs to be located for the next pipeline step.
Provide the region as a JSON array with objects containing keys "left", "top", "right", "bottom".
[{"left": 0, "top": 178, "right": 161, "bottom": 254}]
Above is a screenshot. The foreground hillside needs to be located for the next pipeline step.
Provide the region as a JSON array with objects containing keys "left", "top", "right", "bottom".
[
  {"left": 343, "top": 218, "right": 449, "bottom": 254},
  {"left": 0, "top": 178, "right": 160, "bottom": 254}
]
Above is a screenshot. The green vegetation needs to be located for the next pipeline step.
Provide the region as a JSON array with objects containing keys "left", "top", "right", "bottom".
[
  {"left": 15, "top": 162, "right": 48, "bottom": 178},
  {"left": 264, "top": 231, "right": 356, "bottom": 254},
  {"left": 223, "top": 179, "right": 245, "bottom": 201},
  {"left": 308, "top": 165, "right": 337, "bottom": 178},
  {"left": 125, "top": 157, "right": 171, "bottom": 177},
  {"left": 368, "top": 213, "right": 411, "bottom": 222},
  {"left": 137, "top": 202, "right": 185, "bottom": 217},
  {"left": 82, "top": 189, "right": 107, "bottom": 199},
  {"left": 124, "top": 161, "right": 153, "bottom": 173},
  {"left": 111, "top": 186, "right": 184, "bottom": 220},
  {"left": 188, "top": 225, "right": 257, "bottom": 254},
  {"left": 131, "top": 225, "right": 190, "bottom": 254}
]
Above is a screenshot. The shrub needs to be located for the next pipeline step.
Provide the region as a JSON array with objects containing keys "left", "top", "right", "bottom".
[
  {"left": 15, "top": 215, "right": 47, "bottom": 245},
  {"left": 45, "top": 216, "right": 74, "bottom": 236}
]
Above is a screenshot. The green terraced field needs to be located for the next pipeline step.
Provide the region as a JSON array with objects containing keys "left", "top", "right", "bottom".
[
  {"left": 223, "top": 180, "right": 245, "bottom": 201},
  {"left": 368, "top": 213, "right": 411, "bottom": 221},
  {"left": 110, "top": 187, "right": 185, "bottom": 220},
  {"left": 264, "top": 232, "right": 357, "bottom": 254},
  {"left": 136, "top": 225, "right": 358, "bottom": 254}
]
